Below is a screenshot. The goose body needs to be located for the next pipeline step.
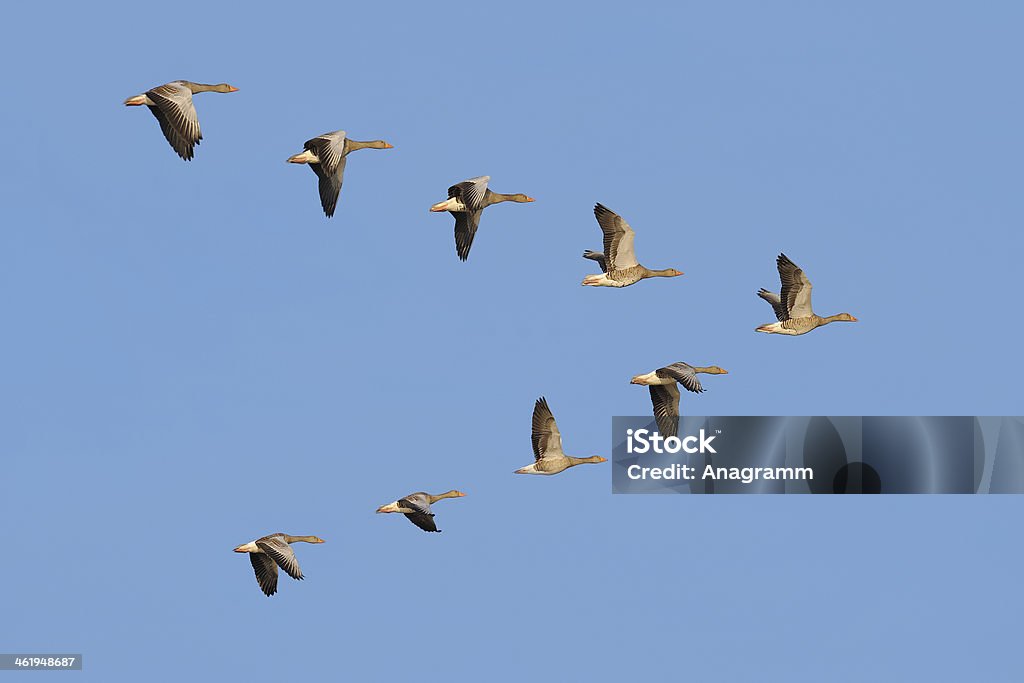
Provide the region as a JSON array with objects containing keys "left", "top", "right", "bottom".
[
  {"left": 233, "top": 533, "right": 324, "bottom": 597},
  {"left": 429, "top": 176, "right": 534, "bottom": 261},
  {"left": 124, "top": 80, "right": 238, "bottom": 160},
  {"left": 631, "top": 363, "right": 728, "bottom": 437},
  {"left": 582, "top": 204, "right": 682, "bottom": 287},
  {"left": 287, "top": 130, "right": 393, "bottom": 217},
  {"left": 376, "top": 490, "right": 466, "bottom": 532},
  {"left": 516, "top": 397, "right": 607, "bottom": 475},
  {"left": 756, "top": 254, "right": 857, "bottom": 335}
]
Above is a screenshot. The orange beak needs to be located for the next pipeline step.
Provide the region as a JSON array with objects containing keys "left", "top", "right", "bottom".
[
  {"left": 383, "top": 143, "right": 394, "bottom": 149},
  {"left": 525, "top": 197, "right": 536, "bottom": 202},
  {"left": 228, "top": 86, "right": 239, "bottom": 92},
  {"left": 851, "top": 316, "right": 859, "bottom": 322},
  {"left": 233, "top": 545, "right": 246, "bottom": 552}
]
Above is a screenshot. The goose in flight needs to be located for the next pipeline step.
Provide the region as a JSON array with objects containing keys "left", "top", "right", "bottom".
[
  {"left": 429, "top": 176, "right": 534, "bottom": 260},
  {"left": 287, "top": 130, "right": 393, "bottom": 218},
  {"left": 582, "top": 204, "right": 683, "bottom": 287},
  {"left": 376, "top": 490, "right": 466, "bottom": 533},
  {"left": 631, "top": 363, "right": 729, "bottom": 437},
  {"left": 124, "top": 80, "right": 238, "bottom": 160},
  {"left": 756, "top": 253, "right": 858, "bottom": 335},
  {"left": 233, "top": 533, "right": 324, "bottom": 596},
  {"left": 516, "top": 397, "right": 607, "bottom": 475}
]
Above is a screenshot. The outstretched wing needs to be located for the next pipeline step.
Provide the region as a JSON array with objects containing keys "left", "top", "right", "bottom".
[
  {"left": 145, "top": 82, "right": 202, "bottom": 160},
  {"left": 398, "top": 496, "right": 440, "bottom": 533},
  {"left": 757, "top": 288, "right": 789, "bottom": 321},
  {"left": 649, "top": 384, "right": 680, "bottom": 438},
  {"left": 656, "top": 363, "right": 705, "bottom": 394},
  {"left": 583, "top": 249, "right": 608, "bottom": 273},
  {"left": 594, "top": 204, "right": 638, "bottom": 271},
  {"left": 304, "top": 131, "right": 347, "bottom": 177},
  {"left": 257, "top": 536, "right": 304, "bottom": 581},
  {"left": 248, "top": 553, "right": 279, "bottom": 596},
  {"left": 308, "top": 156, "right": 347, "bottom": 218},
  {"left": 531, "top": 396, "right": 564, "bottom": 461},
  {"left": 448, "top": 176, "right": 490, "bottom": 211},
  {"left": 777, "top": 253, "right": 814, "bottom": 318},
  {"left": 453, "top": 210, "right": 483, "bottom": 261}
]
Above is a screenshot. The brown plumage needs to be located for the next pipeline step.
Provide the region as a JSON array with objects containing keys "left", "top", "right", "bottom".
[
  {"left": 581, "top": 204, "right": 683, "bottom": 287},
  {"left": 631, "top": 363, "right": 729, "bottom": 436},
  {"left": 286, "top": 130, "right": 393, "bottom": 217},
  {"left": 233, "top": 533, "right": 325, "bottom": 597},
  {"left": 515, "top": 397, "right": 607, "bottom": 475},
  {"left": 376, "top": 490, "right": 466, "bottom": 532},
  {"left": 756, "top": 253, "right": 858, "bottom": 335},
  {"left": 429, "top": 176, "right": 535, "bottom": 260},
  {"left": 124, "top": 80, "right": 239, "bottom": 160}
]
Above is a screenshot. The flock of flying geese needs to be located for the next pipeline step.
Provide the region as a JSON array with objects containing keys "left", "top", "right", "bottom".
[{"left": 125, "top": 79, "right": 860, "bottom": 596}]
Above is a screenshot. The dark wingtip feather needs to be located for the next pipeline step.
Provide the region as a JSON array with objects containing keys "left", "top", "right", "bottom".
[{"left": 322, "top": 196, "right": 337, "bottom": 218}]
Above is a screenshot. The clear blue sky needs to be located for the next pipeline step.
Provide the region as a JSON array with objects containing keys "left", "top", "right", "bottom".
[{"left": 2, "top": 1, "right": 1022, "bottom": 680}]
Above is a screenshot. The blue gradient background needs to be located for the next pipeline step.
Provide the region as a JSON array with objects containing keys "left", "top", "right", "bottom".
[{"left": 1, "top": 1, "right": 1022, "bottom": 680}]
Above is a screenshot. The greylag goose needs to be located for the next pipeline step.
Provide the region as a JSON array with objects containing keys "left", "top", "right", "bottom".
[
  {"left": 376, "top": 490, "right": 466, "bottom": 533},
  {"left": 124, "top": 80, "right": 238, "bottom": 160},
  {"left": 631, "top": 363, "right": 728, "bottom": 437},
  {"left": 429, "top": 176, "right": 534, "bottom": 260},
  {"left": 756, "top": 253, "right": 858, "bottom": 335},
  {"left": 516, "top": 397, "right": 607, "bottom": 475},
  {"left": 233, "top": 533, "right": 324, "bottom": 596},
  {"left": 582, "top": 204, "right": 683, "bottom": 287},
  {"left": 287, "top": 130, "right": 393, "bottom": 218}
]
